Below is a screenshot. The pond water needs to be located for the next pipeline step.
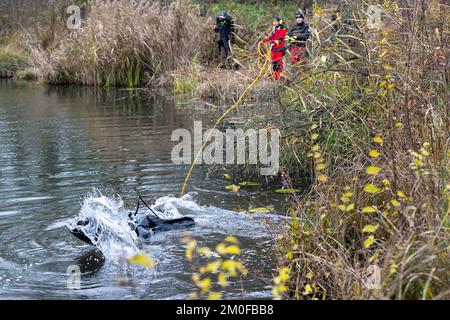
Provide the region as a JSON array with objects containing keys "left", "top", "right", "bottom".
[{"left": 0, "top": 79, "right": 288, "bottom": 300}]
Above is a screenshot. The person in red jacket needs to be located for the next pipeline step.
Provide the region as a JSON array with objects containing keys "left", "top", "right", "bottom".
[{"left": 263, "top": 16, "right": 287, "bottom": 80}]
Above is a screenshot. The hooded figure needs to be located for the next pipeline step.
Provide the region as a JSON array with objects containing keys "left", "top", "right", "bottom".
[
  {"left": 288, "top": 10, "right": 311, "bottom": 63},
  {"left": 214, "top": 11, "right": 235, "bottom": 68},
  {"left": 263, "top": 16, "right": 287, "bottom": 80}
]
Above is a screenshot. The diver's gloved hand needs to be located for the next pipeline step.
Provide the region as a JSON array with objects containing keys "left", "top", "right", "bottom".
[{"left": 136, "top": 226, "right": 151, "bottom": 239}]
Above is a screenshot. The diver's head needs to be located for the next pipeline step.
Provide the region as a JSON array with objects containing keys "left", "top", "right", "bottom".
[
  {"left": 218, "top": 10, "right": 228, "bottom": 20},
  {"left": 296, "top": 10, "right": 305, "bottom": 24}
]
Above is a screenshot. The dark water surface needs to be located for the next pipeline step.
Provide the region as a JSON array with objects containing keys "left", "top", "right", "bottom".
[{"left": 0, "top": 80, "right": 287, "bottom": 299}]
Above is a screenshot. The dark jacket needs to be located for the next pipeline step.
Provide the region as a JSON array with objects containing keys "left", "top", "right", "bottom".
[
  {"left": 214, "top": 13, "right": 235, "bottom": 47},
  {"left": 288, "top": 21, "right": 310, "bottom": 47}
]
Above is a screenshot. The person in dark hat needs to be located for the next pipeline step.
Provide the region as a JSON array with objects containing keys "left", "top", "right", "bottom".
[
  {"left": 287, "top": 10, "right": 310, "bottom": 63},
  {"left": 213, "top": 10, "right": 236, "bottom": 68},
  {"left": 263, "top": 16, "right": 287, "bottom": 80}
]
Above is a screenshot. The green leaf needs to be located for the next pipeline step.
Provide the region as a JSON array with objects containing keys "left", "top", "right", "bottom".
[
  {"left": 238, "top": 181, "right": 260, "bottom": 186},
  {"left": 274, "top": 188, "right": 300, "bottom": 194},
  {"left": 248, "top": 207, "right": 272, "bottom": 213}
]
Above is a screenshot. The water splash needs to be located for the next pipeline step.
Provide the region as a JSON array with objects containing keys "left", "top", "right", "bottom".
[
  {"left": 152, "top": 192, "right": 202, "bottom": 218},
  {"left": 67, "top": 190, "right": 139, "bottom": 261},
  {"left": 67, "top": 191, "right": 203, "bottom": 261}
]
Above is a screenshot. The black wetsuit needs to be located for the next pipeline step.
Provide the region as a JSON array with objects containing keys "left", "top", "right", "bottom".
[{"left": 214, "top": 13, "right": 235, "bottom": 66}]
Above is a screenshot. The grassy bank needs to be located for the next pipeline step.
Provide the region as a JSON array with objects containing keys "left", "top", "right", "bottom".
[{"left": 268, "top": 0, "right": 449, "bottom": 299}]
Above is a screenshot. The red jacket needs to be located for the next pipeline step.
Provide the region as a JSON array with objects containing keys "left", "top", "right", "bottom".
[{"left": 264, "top": 26, "right": 287, "bottom": 53}]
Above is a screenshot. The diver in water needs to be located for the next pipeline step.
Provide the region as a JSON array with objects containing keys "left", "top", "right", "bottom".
[{"left": 69, "top": 196, "right": 195, "bottom": 245}]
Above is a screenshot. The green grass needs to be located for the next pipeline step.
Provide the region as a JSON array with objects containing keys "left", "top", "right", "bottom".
[
  {"left": 206, "top": 0, "right": 298, "bottom": 32},
  {"left": 0, "top": 47, "right": 28, "bottom": 70}
]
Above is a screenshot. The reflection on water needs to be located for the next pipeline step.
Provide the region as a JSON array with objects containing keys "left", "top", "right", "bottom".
[{"left": 0, "top": 80, "right": 286, "bottom": 299}]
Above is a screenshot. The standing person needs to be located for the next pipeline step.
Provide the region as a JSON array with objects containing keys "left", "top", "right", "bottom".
[
  {"left": 214, "top": 10, "right": 235, "bottom": 68},
  {"left": 287, "top": 10, "right": 311, "bottom": 64},
  {"left": 263, "top": 16, "right": 287, "bottom": 80}
]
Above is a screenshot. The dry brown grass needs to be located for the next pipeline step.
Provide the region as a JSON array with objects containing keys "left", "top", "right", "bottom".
[
  {"left": 24, "top": 0, "right": 212, "bottom": 87},
  {"left": 272, "top": 0, "right": 449, "bottom": 300}
]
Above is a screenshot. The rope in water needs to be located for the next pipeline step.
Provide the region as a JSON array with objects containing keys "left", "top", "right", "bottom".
[{"left": 180, "top": 42, "right": 272, "bottom": 197}]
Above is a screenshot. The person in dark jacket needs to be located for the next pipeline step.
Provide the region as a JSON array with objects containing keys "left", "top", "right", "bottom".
[
  {"left": 263, "top": 16, "right": 287, "bottom": 80},
  {"left": 214, "top": 10, "right": 235, "bottom": 68},
  {"left": 287, "top": 10, "right": 311, "bottom": 63}
]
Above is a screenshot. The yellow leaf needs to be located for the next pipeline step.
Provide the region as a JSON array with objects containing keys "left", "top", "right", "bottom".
[
  {"left": 366, "top": 166, "right": 382, "bottom": 175},
  {"left": 338, "top": 204, "right": 346, "bottom": 211},
  {"left": 218, "top": 272, "right": 229, "bottom": 288},
  {"left": 188, "top": 292, "right": 198, "bottom": 300},
  {"left": 216, "top": 243, "right": 226, "bottom": 255},
  {"left": 362, "top": 224, "right": 379, "bottom": 233},
  {"left": 224, "top": 174, "right": 232, "bottom": 180},
  {"left": 311, "top": 124, "right": 318, "bottom": 130},
  {"left": 191, "top": 274, "right": 200, "bottom": 283},
  {"left": 397, "top": 191, "right": 406, "bottom": 198},
  {"left": 128, "top": 253, "right": 155, "bottom": 269},
  {"left": 204, "top": 260, "right": 222, "bottom": 273},
  {"left": 369, "top": 150, "right": 381, "bottom": 158},
  {"left": 207, "top": 292, "right": 222, "bottom": 300},
  {"left": 395, "top": 122, "right": 403, "bottom": 128},
  {"left": 248, "top": 207, "right": 272, "bottom": 213},
  {"left": 196, "top": 247, "right": 213, "bottom": 257},
  {"left": 221, "top": 260, "right": 244, "bottom": 277},
  {"left": 278, "top": 267, "right": 290, "bottom": 282},
  {"left": 343, "top": 192, "right": 353, "bottom": 198},
  {"left": 316, "top": 163, "right": 326, "bottom": 171},
  {"left": 391, "top": 199, "right": 400, "bottom": 207},
  {"left": 363, "top": 235, "right": 376, "bottom": 248},
  {"left": 225, "top": 184, "right": 240, "bottom": 192},
  {"left": 388, "top": 83, "right": 396, "bottom": 89},
  {"left": 317, "top": 174, "right": 328, "bottom": 182},
  {"left": 306, "top": 272, "right": 313, "bottom": 280},
  {"left": 197, "top": 278, "right": 211, "bottom": 293},
  {"left": 362, "top": 206, "right": 377, "bottom": 213},
  {"left": 225, "top": 236, "right": 239, "bottom": 244},
  {"left": 224, "top": 245, "right": 241, "bottom": 255},
  {"left": 307, "top": 153, "right": 314, "bottom": 158},
  {"left": 390, "top": 262, "right": 398, "bottom": 274},
  {"left": 345, "top": 203, "right": 355, "bottom": 212},
  {"left": 313, "top": 152, "right": 321, "bottom": 159},
  {"left": 312, "top": 145, "right": 320, "bottom": 151},
  {"left": 185, "top": 239, "right": 197, "bottom": 262},
  {"left": 303, "top": 284, "right": 313, "bottom": 295},
  {"left": 311, "top": 133, "right": 319, "bottom": 140},
  {"left": 364, "top": 184, "right": 381, "bottom": 194},
  {"left": 373, "top": 136, "right": 383, "bottom": 144},
  {"left": 379, "top": 81, "right": 387, "bottom": 88},
  {"left": 217, "top": 244, "right": 241, "bottom": 255}
]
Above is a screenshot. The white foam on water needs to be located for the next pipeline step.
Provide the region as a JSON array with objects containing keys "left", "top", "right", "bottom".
[
  {"left": 152, "top": 192, "right": 202, "bottom": 218},
  {"left": 67, "top": 190, "right": 139, "bottom": 261}
]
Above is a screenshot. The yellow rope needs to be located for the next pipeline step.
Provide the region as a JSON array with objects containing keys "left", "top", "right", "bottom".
[{"left": 180, "top": 43, "right": 272, "bottom": 197}]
